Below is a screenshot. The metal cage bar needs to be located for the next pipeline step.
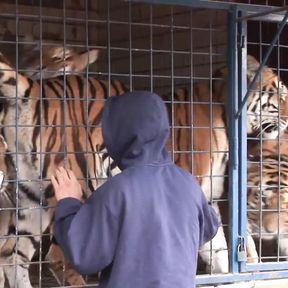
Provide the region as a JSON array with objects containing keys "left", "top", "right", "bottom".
[{"left": 227, "top": 6, "right": 240, "bottom": 274}]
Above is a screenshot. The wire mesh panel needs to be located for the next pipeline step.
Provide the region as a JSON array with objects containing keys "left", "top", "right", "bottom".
[
  {"left": 0, "top": 1, "right": 231, "bottom": 287},
  {"left": 210, "top": 0, "right": 288, "bottom": 5},
  {"left": 1, "top": 0, "right": 288, "bottom": 287},
  {"left": 245, "top": 18, "right": 288, "bottom": 269}
]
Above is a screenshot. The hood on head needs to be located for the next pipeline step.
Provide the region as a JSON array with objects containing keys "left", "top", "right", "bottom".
[{"left": 102, "top": 91, "right": 171, "bottom": 170}]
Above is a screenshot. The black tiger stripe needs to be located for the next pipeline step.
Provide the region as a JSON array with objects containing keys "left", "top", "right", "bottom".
[
  {"left": 75, "top": 75, "right": 84, "bottom": 98},
  {"left": 102, "top": 151, "right": 110, "bottom": 162},
  {"left": 88, "top": 178, "right": 95, "bottom": 194},
  {"left": 32, "top": 100, "right": 41, "bottom": 164},
  {"left": 48, "top": 115, "right": 58, "bottom": 152},
  {"left": 40, "top": 83, "right": 51, "bottom": 127},
  {"left": 88, "top": 78, "right": 97, "bottom": 114},
  {"left": 88, "top": 136, "right": 97, "bottom": 189},
  {"left": 46, "top": 80, "right": 63, "bottom": 99},
  {"left": 110, "top": 160, "right": 118, "bottom": 171},
  {"left": 43, "top": 115, "right": 59, "bottom": 178},
  {"left": 18, "top": 210, "right": 26, "bottom": 220},
  {"left": 8, "top": 225, "right": 15, "bottom": 235},
  {"left": 53, "top": 79, "right": 65, "bottom": 93},
  {"left": 22, "top": 78, "right": 34, "bottom": 103},
  {"left": 72, "top": 140, "right": 89, "bottom": 193},
  {"left": 98, "top": 80, "right": 109, "bottom": 99},
  {"left": 271, "top": 81, "right": 277, "bottom": 89},
  {"left": 65, "top": 77, "right": 74, "bottom": 99},
  {"left": 111, "top": 80, "right": 123, "bottom": 95},
  {"left": 75, "top": 75, "right": 86, "bottom": 125},
  {"left": 18, "top": 182, "right": 48, "bottom": 206},
  {"left": 66, "top": 89, "right": 78, "bottom": 126},
  {"left": 4, "top": 77, "right": 17, "bottom": 86},
  {"left": 63, "top": 79, "right": 89, "bottom": 188},
  {"left": 90, "top": 108, "right": 103, "bottom": 133},
  {"left": 44, "top": 183, "right": 55, "bottom": 199}
]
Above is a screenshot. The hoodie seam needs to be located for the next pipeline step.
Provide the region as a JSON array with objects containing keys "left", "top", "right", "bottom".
[{"left": 126, "top": 160, "right": 173, "bottom": 169}]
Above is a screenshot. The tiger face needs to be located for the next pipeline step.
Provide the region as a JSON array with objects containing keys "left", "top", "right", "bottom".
[
  {"left": 19, "top": 46, "right": 99, "bottom": 80},
  {"left": 0, "top": 33, "right": 99, "bottom": 80},
  {"left": 213, "top": 55, "right": 288, "bottom": 139},
  {"left": 0, "top": 49, "right": 126, "bottom": 287},
  {"left": 247, "top": 56, "right": 288, "bottom": 139}
]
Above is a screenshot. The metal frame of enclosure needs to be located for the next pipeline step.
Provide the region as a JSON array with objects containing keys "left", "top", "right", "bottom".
[{"left": 0, "top": 0, "right": 288, "bottom": 287}]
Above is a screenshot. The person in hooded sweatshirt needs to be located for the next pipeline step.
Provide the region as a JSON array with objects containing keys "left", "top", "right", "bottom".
[{"left": 52, "top": 91, "right": 219, "bottom": 288}]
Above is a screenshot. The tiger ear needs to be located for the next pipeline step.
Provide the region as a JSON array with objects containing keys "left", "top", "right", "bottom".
[
  {"left": 80, "top": 49, "right": 99, "bottom": 65},
  {"left": 67, "top": 49, "right": 99, "bottom": 72},
  {"left": 48, "top": 46, "right": 75, "bottom": 61},
  {"left": 247, "top": 55, "right": 261, "bottom": 83}
]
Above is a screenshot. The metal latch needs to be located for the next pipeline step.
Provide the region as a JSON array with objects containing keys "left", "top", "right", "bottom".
[{"left": 237, "top": 236, "right": 247, "bottom": 262}]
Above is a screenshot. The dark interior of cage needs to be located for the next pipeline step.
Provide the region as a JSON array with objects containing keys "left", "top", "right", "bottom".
[{"left": 0, "top": 1, "right": 287, "bottom": 287}]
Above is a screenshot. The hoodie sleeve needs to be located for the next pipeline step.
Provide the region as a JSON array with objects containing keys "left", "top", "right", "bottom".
[
  {"left": 198, "top": 193, "right": 220, "bottom": 248},
  {"left": 54, "top": 190, "right": 120, "bottom": 275}
]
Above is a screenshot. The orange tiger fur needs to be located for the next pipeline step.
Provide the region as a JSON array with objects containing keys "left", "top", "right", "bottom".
[
  {"left": 248, "top": 136, "right": 288, "bottom": 262},
  {"left": 0, "top": 50, "right": 127, "bottom": 287},
  {"left": 165, "top": 85, "right": 229, "bottom": 273}
]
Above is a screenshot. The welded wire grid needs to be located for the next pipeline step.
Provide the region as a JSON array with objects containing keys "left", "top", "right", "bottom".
[
  {"left": 246, "top": 19, "right": 288, "bottom": 264},
  {"left": 0, "top": 0, "right": 229, "bottom": 287},
  {"left": 211, "top": 0, "right": 288, "bottom": 6}
]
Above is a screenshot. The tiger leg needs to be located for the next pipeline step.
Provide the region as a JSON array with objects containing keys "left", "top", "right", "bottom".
[
  {"left": 279, "top": 215, "right": 288, "bottom": 259},
  {"left": 1, "top": 236, "right": 35, "bottom": 288},
  {"left": 279, "top": 237, "right": 288, "bottom": 259},
  {"left": 246, "top": 233, "right": 258, "bottom": 263},
  {"left": 2, "top": 204, "right": 52, "bottom": 288},
  {"left": 264, "top": 212, "right": 288, "bottom": 260},
  {"left": 0, "top": 268, "right": 4, "bottom": 288},
  {"left": 198, "top": 203, "right": 229, "bottom": 273},
  {"left": 0, "top": 204, "right": 15, "bottom": 287},
  {"left": 46, "top": 241, "right": 86, "bottom": 286}
]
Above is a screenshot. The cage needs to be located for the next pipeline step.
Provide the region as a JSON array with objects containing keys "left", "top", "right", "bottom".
[{"left": 0, "top": 0, "right": 287, "bottom": 287}]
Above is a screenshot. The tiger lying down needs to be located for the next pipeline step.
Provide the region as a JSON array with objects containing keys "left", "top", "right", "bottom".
[
  {"left": 247, "top": 136, "right": 288, "bottom": 263},
  {"left": 0, "top": 50, "right": 288, "bottom": 287}
]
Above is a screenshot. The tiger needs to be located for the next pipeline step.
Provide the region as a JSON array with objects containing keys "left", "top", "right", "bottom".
[
  {"left": 0, "top": 43, "right": 229, "bottom": 281},
  {"left": 0, "top": 49, "right": 287, "bottom": 284},
  {"left": 0, "top": 50, "right": 125, "bottom": 288},
  {"left": 0, "top": 42, "right": 103, "bottom": 287},
  {"left": 165, "top": 85, "right": 230, "bottom": 273},
  {"left": 19, "top": 43, "right": 100, "bottom": 80},
  {"left": 247, "top": 136, "right": 288, "bottom": 263},
  {"left": 1, "top": 32, "right": 100, "bottom": 80},
  {"left": 0, "top": 134, "right": 16, "bottom": 288},
  {"left": 0, "top": 133, "right": 91, "bottom": 287},
  {"left": 212, "top": 55, "right": 288, "bottom": 265},
  {"left": 180, "top": 55, "right": 288, "bottom": 271},
  {"left": 213, "top": 55, "right": 288, "bottom": 139}
]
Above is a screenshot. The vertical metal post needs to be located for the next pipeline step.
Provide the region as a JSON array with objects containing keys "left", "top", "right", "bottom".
[
  {"left": 15, "top": 0, "right": 20, "bottom": 285},
  {"left": 39, "top": 0, "right": 43, "bottom": 286},
  {"left": 237, "top": 10, "right": 248, "bottom": 273},
  {"left": 227, "top": 6, "right": 239, "bottom": 274}
]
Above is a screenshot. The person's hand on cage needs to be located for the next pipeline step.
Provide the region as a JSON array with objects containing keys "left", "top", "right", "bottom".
[{"left": 51, "top": 166, "right": 83, "bottom": 202}]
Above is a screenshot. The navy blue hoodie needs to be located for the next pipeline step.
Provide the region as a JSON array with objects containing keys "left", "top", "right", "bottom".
[{"left": 54, "top": 91, "right": 219, "bottom": 288}]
